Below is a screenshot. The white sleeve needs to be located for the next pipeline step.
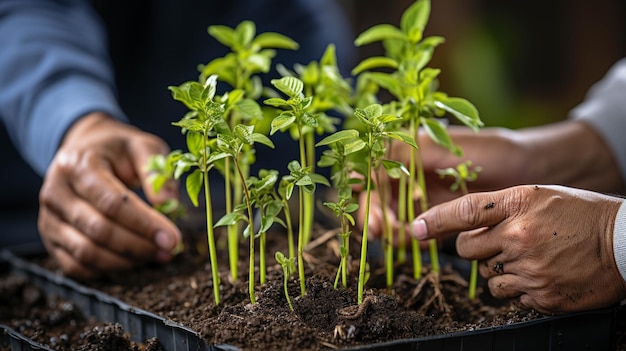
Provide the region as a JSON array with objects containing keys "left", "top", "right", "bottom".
[{"left": 612, "top": 201, "right": 626, "bottom": 284}]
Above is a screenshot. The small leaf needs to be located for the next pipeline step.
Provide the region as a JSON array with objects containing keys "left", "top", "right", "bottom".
[
  {"left": 249, "top": 133, "right": 275, "bottom": 148},
  {"left": 235, "top": 20, "right": 256, "bottom": 48},
  {"left": 421, "top": 117, "right": 462, "bottom": 156},
  {"left": 351, "top": 56, "right": 398, "bottom": 76},
  {"left": 263, "top": 97, "right": 289, "bottom": 108},
  {"left": 382, "top": 159, "right": 409, "bottom": 178},
  {"left": 208, "top": 25, "right": 236, "bottom": 48},
  {"left": 309, "top": 173, "right": 331, "bottom": 187},
  {"left": 215, "top": 212, "right": 246, "bottom": 227},
  {"left": 185, "top": 169, "right": 203, "bottom": 207},
  {"left": 253, "top": 32, "right": 299, "bottom": 50},
  {"left": 363, "top": 104, "right": 383, "bottom": 118},
  {"left": 271, "top": 77, "right": 304, "bottom": 98},
  {"left": 434, "top": 97, "right": 483, "bottom": 132},
  {"left": 344, "top": 138, "right": 367, "bottom": 155},
  {"left": 345, "top": 203, "right": 359, "bottom": 213},
  {"left": 235, "top": 99, "right": 263, "bottom": 120},
  {"left": 354, "top": 24, "right": 406, "bottom": 46},
  {"left": 186, "top": 131, "right": 204, "bottom": 155},
  {"left": 270, "top": 114, "right": 296, "bottom": 135},
  {"left": 385, "top": 131, "right": 417, "bottom": 149},
  {"left": 401, "top": 0, "right": 430, "bottom": 42},
  {"left": 316, "top": 129, "right": 360, "bottom": 147},
  {"left": 320, "top": 43, "right": 337, "bottom": 66}
]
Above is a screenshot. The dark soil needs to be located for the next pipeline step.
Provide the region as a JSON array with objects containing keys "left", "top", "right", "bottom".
[
  {"left": 0, "top": 270, "right": 162, "bottom": 351},
  {"left": 42, "top": 221, "right": 544, "bottom": 351},
  {"left": 6, "top": 214, "right": 624, "bottom": 350}
]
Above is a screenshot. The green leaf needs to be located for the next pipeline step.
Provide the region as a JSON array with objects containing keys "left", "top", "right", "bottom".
[
  {"left": 263, "top": 97, "right": 289, "bottom": 108},
  {"left": 271, "top": 77, "right": 304, "bottom": 98},
  {"left": 249, "top": 133, "right": 275, "bottom": 148},
  {"left": 385, "top": 131, "right": 417, "bottom": 149},
  {"left": 421, "top": 117, "right": 462, "bottom": 156},
  {"left": 401, "top": 0, "right": 430, "bottom": 42},
  {"left": 363, "top": 103, "right": 383, "bottom": 118},
  {"left": 344, "top": 138, "right": 367, "bottom": 155},
  {"left": 169, "top": 82, "right": 204, "bottom": 111},
  {"left": 320, "top": 43, "right": 337, "bottom": 66},
  {"left": 208, "top": 25, "right": 236, "bottom": 48},
  {"left": 309, "top": 173, "right": 330, "bottom": 187},
  {"left": 235, "top": 99, "right": 263, "bottom": 120},
  {"left": 345, "top": 203, "right": 359, "bottom": 213},
  {"left": 235, "top": 20, "right": 255, "bottom": 48},
  {"left": 252, "top": 32, "right": 299, "bottom": 50},
  {"left": 434, "top": 97, "right": 483, "bottom": 132},
  {"left": 270, "top": 114, "right": 296, "bottom": 135},
  {"left": 215, "top": 211, "right": 246, "bottom": 227},
  {"left": 351, "top": 56, "right": 399, "bottom": 76},
  {"left": 382, "top": 159, "right": 409, "bottom": 178},
  {"left": 316, "top": 129, "right": 360, "bottom": 147},
  {"left": 185, "top": 169, "right": 203, "bottom": 207},
  {"left": 354, "top": 24, "right": 406, "bottom": 46},
  {"left": 186, "top": 131, "right": 204, "bottom": 155}
]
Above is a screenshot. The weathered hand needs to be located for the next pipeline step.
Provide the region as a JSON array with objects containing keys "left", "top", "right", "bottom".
[
  {"left": 38, "top": 113, "right": 181, "bottom": 278},
  {"left": 358, "top": 126, "right": 531, "bottom": 242},
  {"left": 411, "top": 185, "right": 626, "bottom": 314}
]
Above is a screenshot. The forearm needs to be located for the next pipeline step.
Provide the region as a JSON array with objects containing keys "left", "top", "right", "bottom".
[
  {"left": 0, "top": 0, "right": 126, "bottom": 176},
  {"left": 518, "top": 120, "right": 625, "bottom": 194}
]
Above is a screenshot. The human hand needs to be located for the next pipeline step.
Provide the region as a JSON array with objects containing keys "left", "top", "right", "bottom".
[
  {"left": 410, "top": 185, "right": 626, "bottom": 314},
  {"left": 38, "top": 112, "right": 182, "bottom": 278},
  {"left": 358, "top": 126, "right": 531, "bottom": 243}
]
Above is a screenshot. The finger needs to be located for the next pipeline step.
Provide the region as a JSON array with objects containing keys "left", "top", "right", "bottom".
[
  {"left": 410, "top": 191, "right": 508, "bottom": 240},
  {"left": 456, "top": 227, "right": 501, "bottom": 260},
  {"left": 126, "top": 135, "right": 179, "bottom": 205},
  {"left": 487, "top": 274, "right": 525, "bottom": 300},
  {"left": 39, "top": 208, "right": 135, "bottom": 276},
  {"left": 72, "top": 166, "right": 181, "bottom": 253}
]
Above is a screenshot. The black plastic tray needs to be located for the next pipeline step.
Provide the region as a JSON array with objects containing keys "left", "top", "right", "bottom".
[{"left": 1, "top": 249, "right": 617, "bottom": 351}]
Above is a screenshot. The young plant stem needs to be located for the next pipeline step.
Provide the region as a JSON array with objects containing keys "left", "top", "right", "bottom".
[
  {"left": 415, "top": 136, "right": 440, "bottom": 274},
  {"left": 203, "top": 140, "right": 221, "bottom": 305},
  {"left": 297, "top": 124, "right": 307, "bottom": 297},
  {"left": 224, "top": 159, "right": 239, "bottom": 281},
  {"left": 408, "top": 118, "right": 422, "bottom": 279},
  {"left": 302, "top": 134, "right": 315, "bottom": 244},
  {"left": 297, "top": 186, "right": 306, "bottom": 296},
  {"left": 375, "top": 170, "right": 394, "bottom": 289},
  {"left": 397, "top": 173, "right": 407, "bottom": 263},
  {"left": 358, "top": 137, "right": 373, "bottom": 305},
  {"left": 260, "top": 232, "right": 267, "bottom": 284},
  {"left": 234, "top": 159, "right": 257, "bottom": 304},
  {"left": 283, "top": 198, "right": 296, "bottom": 259},
  {"left": 283, "top": 266, "right": 294, "bottom": 311}
]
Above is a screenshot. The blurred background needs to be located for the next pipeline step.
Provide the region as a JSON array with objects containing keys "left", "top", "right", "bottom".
[{"left": 342, "top": 0, "right": 626, "bottom": 128}]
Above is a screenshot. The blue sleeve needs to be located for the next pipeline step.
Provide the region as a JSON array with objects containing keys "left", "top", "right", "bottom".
[{"left": 0, "top": 0, "right": 127, "bottom": 176}]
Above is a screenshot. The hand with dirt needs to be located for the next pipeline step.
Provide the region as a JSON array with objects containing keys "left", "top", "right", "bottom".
[
  {"left": 410, "top": 184, "right": 626, "bottom": 314},
  {"left": 358, "top": 120, "right": 625, "bottom": 243},
  {"left": 38, "top": 112, "right": 182, "bottom": 279}
]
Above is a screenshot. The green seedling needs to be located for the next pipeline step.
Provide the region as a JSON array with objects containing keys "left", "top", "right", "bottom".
[
  {"left": 213, "top": 124, "right": 275, "bottom": 304},
  {"left": 275, "top": 45, "right": 353, "bottom": 245},
  {"left": 322, "top": 104, "right": 416, "bottom": 304},
  {"left": 201, "top": 21, "right": 298, "bottom": 281},
  {"left": 436, "top": 160, "right": 481, "bottom": 299},
  {"left": 316, "top": 129, "right": 362, "bottom": 289},
  {"left": 266, "top": 76, "right": 331, "bottom": 297},
  {"left": 275, "top": 251, "right": 296, "bottom": 311},
  {"left": 352, "top": 0, "right": 482, "bottom": 278},
  {"left": 149, "top": 75, "right": 230, "bottom": 305}
]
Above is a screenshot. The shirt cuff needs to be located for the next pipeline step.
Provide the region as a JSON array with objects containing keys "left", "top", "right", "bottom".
[
  {"left": 25, "top": 75, "right": 127, "bottom": 176},
  {"left": 613, "top": 200, "right": 626, "bottom": 284}
]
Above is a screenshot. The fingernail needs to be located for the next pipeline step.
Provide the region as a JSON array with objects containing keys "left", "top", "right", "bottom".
[
  {"left": 155, "top": 231, "right": 174, "bottom": 250},
  {"left": 411, "top": 218, "right": 428, "bottom": 240}
]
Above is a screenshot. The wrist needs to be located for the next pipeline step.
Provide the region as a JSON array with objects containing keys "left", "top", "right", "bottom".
[{"left": 520, "top": 120, "right": 625, "bottom": 193}]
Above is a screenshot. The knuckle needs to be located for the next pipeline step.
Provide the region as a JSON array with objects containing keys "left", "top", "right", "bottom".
[{"left": 456, "top": 196, "right": 481, "bottom": 228}]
